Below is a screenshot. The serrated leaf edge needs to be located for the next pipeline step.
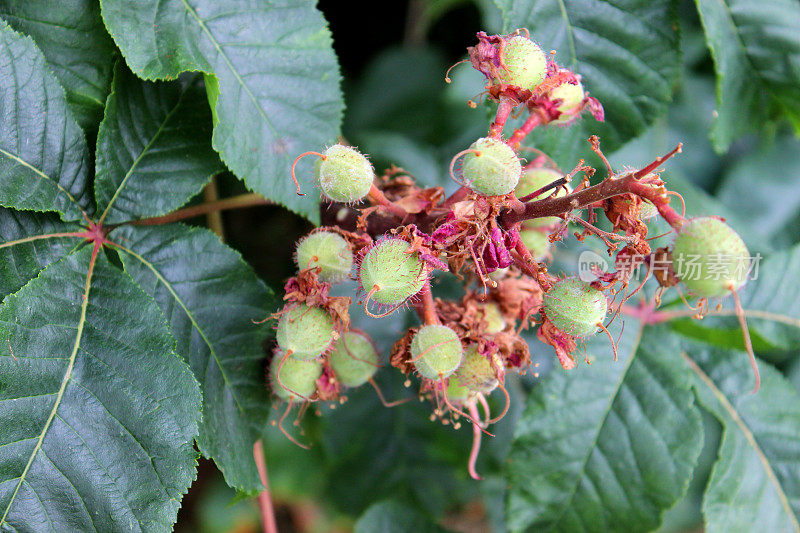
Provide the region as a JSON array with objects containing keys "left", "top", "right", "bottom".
[{"left": 681, "top": 351, "right": 800, "bottom": 532}]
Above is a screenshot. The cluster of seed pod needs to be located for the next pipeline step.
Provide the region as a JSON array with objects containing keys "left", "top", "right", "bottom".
[{"left": 270, "top": 30, "right": 756, "bottom": 475}]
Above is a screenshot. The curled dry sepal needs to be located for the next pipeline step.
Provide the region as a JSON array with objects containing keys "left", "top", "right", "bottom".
[{"left": 264, "top": 29, "right": 758, "bottom": 477}]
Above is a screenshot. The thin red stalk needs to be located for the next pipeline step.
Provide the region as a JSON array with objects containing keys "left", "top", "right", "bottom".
[
  {"left": 467, "top": 402, "right": 483, "bottom": 480},
  {"left": 488, "top": 98, "right": 514, "bottom": 139},
  {"left": 253, "top": 440, "right": 278, "bottom": 533},
  {"left": 506, "top": 112, "right": 542, "bottom": 148},
  {"left": 129, "top": 193, "right": 270, "bottom": 226},
  {"left": 416, "top": 283, "right": 439, "bottom": 325}
]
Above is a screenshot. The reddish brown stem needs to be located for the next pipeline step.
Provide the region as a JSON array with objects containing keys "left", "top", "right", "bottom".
[
  {"left": 416, "top": 283, "right": 439, "bottom": 325},
  {"left": 129, "top": 193, "right": 270, "bottom": 226},
  {"left": 488, "top": 97, "right": 515, "bottom": 139},
  {"left": 499, "top": 171, "right": 684, "bottom": 229},
  {"left": 253, "top": 440, "right": 278, "bottom": 533},
  {"left": 506, "top": 112, "right": 542, "bottom": 148}
]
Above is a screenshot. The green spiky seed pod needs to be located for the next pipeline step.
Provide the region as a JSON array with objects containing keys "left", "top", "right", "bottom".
[
  {"left": 460, "top": 137, "right": 522, "bottom": 196},
  {"left": 270, "top": 353, "right": 322, "bottom": 400},
  {"left": 453, "top": 345, "right": 501, "bottom": 394},
  {"left": 359, "top": 238, "right": 427, "bottom": 305},
  {"left": 315, "top": 144, "right": 374, "bottom": 203},
  {"left": 295, "top": 231, "right": 353, "bottom": 282},
  {"left": 520, "top": 227, "right": 551, "bottom": 261},
  {"left": 496, "top": 35, "right": 547, "bottom": 90},
  {"left": 549, "top": 81, "right": 584, "bottom": 124},
  {"left": 543, "top": 277, "right": 608, "bottom": 337},
  {"left": 481, "top": 302, "right": 506, "bottom": 334},
  {"left": 672, "top": 217, "right": 749, "bottom": 298},
  {"left": 329, "top": 331, "right": 379, "bottom": 388},
  {"left": 411, "top": 325, "right": 463, "bottom": 380},
  {"left": 276, "top": 304, "right": 335, "bottom": 360},
  {"left": 515, "top": 167, "right": 571, "bottom": 227},
  {"left": 446, "top": 376, "right": 472, "bottom": 403}
]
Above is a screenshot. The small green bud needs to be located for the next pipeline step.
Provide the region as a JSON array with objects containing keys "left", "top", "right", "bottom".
[
  {"left": 543, "top": 277, "right": 608, "bottom": 337},
  {"left": 497, "top": 36, "right": 547, "bottom": 91},
  {"left": 549, "top": 81, "right": 584, "bottom": 124},
  {"left": 295, "top": 231, "right": 353, "bottom": 282},
  {"left": 481, "top": 302, "right": 506, "bottom": 334},
  {"left": 672, "top": 217, "right": 749, "bottom": 298},
  {"left": 276, "top": 304, "right": 335, "bottom": 360},
  {"left": 359, "top": 238, "right": 427, "bottom": 305},
  {"left": 270, "top": 353, "right": 322, "bottom": 400},
  {"left": 315, "top": 144, "right": 374, "bottom": 203},
  {"left": 519, "top": 227, "right": 551, "bottom": 261},
  {"left": 411, "top": 325, "right": 463, "bottom": 380},
  {"left": 460, "top": 137, "right": 522, "bottom": 196},
  {"left": 453, "top": 345, "right": 502, "bottom": 394},
  {"left": 329, "top": 331, "right": 379, "bottom": 387}
]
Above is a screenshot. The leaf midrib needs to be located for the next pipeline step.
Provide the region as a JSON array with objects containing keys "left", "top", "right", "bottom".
[
  {"left": 546, "top": 321, "right": 646, "bottom": 531},
  {"left": 179, "top": 0, "right": 280, "bottom": 140},
  {"left": 112, "top": 242, "right": 244, "bottom": 413},
  {"left": 0, "top": 146, "right": 83, "bottom": 212},
  {"left": 0, "top": 249, "right": 96, "bottom": 527},
  {"left": 681, "top": 351, "right": 800, "bottom": 532},
  {"left": 98, "top": 77, "right": 196, "bottom": 224}
]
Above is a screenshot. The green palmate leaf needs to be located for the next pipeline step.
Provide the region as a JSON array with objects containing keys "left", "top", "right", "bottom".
[
  {"left": 716, "top": 137, "right": 800, "bottom": 247},
  {"left": 112, "top": 224, "right": 275, "bottom": 493},
  {"left": 694, "top": 0, "right": 800, "bottom": 151},
  {"left": 0, "top": 21, "right": 92, "bottom": 221},
  {"left": 0, "top": 208, "right": 83, "bottom": 297},
  {"left": 95, "top": 63, "right": 223, "bottom": 225},
  {"left": 505, "top": 323, "right": 703, "bottom": 532},
  {"left": 100, "top": 0, "right": 344, "bottom": 223},
  {"left": 0, "top": 0, "right": 115, "bottom": 131},
  {"left": 680, "top": 342, "right": 800, "bottom": 531},
  {"left": 0, "top": 246, "right": 201, "bottom": 531},
  {"left": 354, "top": 500, "right": 448, "bottom": 533},
  {"left": 495, "top": 0, "right": 681, "bottom": 162}
]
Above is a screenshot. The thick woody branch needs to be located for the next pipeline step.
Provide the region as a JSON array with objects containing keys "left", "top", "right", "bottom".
[{"left": 499, "top": 144, "right": 685, "bottom": 229}]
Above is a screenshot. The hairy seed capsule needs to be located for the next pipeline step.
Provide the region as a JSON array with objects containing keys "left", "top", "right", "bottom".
[
  {"left": 411, "top": 325, "right": 464, "bottom": 380},
  {"left": 446, "top": 376, "right": 472, "bottom": 404},
  {"left": 549, "top": 81, "right": 584, "bottom": 124},
  {"left": 515, "top": 167, "right": 571, "bottom": 227},
  {"left": 359, "top": 238, "right": 427, "bottom": 305},
  {"left": 460, "top": 137, "right": 522, "bottom": 196},
  {"left": 270, "top": 352, "right": 322, "bottom": 400},
  {"left": 453, "top": 345, "right": 501, "bottom": 394},
  {"left": 672, "top": 217, "right": 749, "bottom": 298},
  {"left": 315, "top": 144, "right": 374, "bottom": 203},
  {"left": 543, "top": 277, "right": 608, "bottom": 337},
  {"left": 295, "top": 231, "right": 353, "bottom": 282},
  {"left": 497, "top": 35, "right": 547, "bottom": 90},
  {"left": 276, "top": 304, "right": 335, "bottom": 359},
  {"left": 328, "top": 331, "right": 379, "bottom": 387}
]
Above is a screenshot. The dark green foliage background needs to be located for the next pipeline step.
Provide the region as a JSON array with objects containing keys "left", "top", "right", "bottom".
[{"left": 0, "top": 0, "right": 798, "bottom": 531}]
